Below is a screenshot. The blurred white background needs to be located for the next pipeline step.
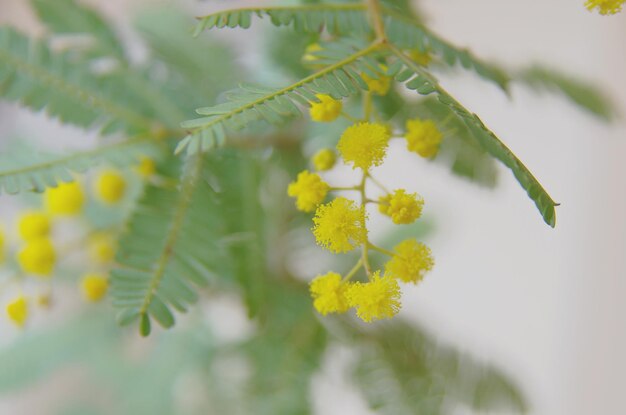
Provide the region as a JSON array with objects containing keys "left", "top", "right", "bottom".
[{"left": 1, "top": 0, "right": 625, "bottom": 414}]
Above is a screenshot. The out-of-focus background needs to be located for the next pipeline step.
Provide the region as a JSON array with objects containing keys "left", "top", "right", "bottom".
[{"left": 0, "top": 0, "right": 625, "bottom": 414}]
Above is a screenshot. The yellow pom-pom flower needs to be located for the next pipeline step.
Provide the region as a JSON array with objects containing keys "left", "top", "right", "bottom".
[
  {"left": 6, "top": 295, "right": 28, "bottom": 327},
  {"left": 384, "top": 239, "right": 434, "bottom": 284},
  {"left": 81, "top": 273, "right": 109, "bottom": 302},
  {"left": 44, "top": 181, "right": 85, "bottom": 216},
  {"left": 585, "top": 0, "right": 625, "bottom": 14},
  {"left": 362, "top": 69, "right": 391, "bottom": 96},
  {"left": 310, "top": 272, "right": 351, "bottom": 315},
  {"left": 312, "top": 197, "right": 367, "bottom": 253},
  {"left": 17, "top": 238, "right": 56, "bottom": 277},
  {"left": 287, "top": 170, "right": 330, "bottom": 212},
  {"left": 405, "top": 118, "right": 443, "bottom": 158},
  {"left": 18, "top": 211, "right": 51, "bottom": 241},
  {"left": 378, "top": 189, "right": 424, "bottom": 225},
  {"left": 312, "top": 148, "right": 337, "bottom": 172},
  {"left": 337, "top": 122, "right": 390, "bottom": 170},
  {"left": 346, "top": 271, "right": 401, "bottom": 322},
  {"left": 309, "top": 94, "right": 342, "bottom": 122},
  {"left": 96, "top": 170, "right": 127, "bottom": 204},
  {"left": 410, "top": 50, "right": 432, "bottom": 66},
  {"left": 135, "top": 157, "right": 156, "bottom": 178},
  {"left": 87, "top": 233, "right": 116, "bottom": 264}
]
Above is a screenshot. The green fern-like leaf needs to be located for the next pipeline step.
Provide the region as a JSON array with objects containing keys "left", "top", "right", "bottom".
[
  {"left": 350, "top": 321, "right": 527, "bottom": 415},
  {"left": 518, "top": 65, "right": 616, "bottom": 120},
  {"left": 0, "top": 136, "right": 162, "bottom": 195},
  {"left": 382, "top": 10, "right": 509, "bottom": 91},
  {"left": 30, "top": 0, "right": 126, "bottom": 61},
  {"left": 194, "top": 5, "right": 509, "bottom": 91},
  {"left": 194, "top": 4, "right": 370, "bottom": 37},
  {"left": 111, "top": 154, "right": 225, "bottom": 336},
  {"left": 0, "top": 27, "right": 154, "bottom": 134},
  {"left": 387, "top": 46, "right": 558, "bottom": 227},
  {"left": 177, "top": 42, "right": 380, "bottom": 155}
]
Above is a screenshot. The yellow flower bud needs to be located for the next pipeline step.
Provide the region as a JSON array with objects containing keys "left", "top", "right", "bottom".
[
  {"left": 135, "top": 157, "right": 156, "bottom": 178},
  {"left": 6, "top": 295, "right": 28, "bottom": 327},
  {"left": 312, "top": 148, "right": 337, "bottom": 172},
  {"left": 95, "top": 170, "right": 127, "bottom": 204},
  {"left": 405, "top": 118, "right": 443, "bottom": 159},
  {"left": 17, "top": 238, "right": 56, "bottom": 277},
  {"left": 287, "top": 170, "right": 330, "bottom": 212},
  {"left": 81, "top": 273, "right": 109, "bottom": 302},
  {"left": 18, "top": 211, "right": 51, "bottom": 241},
  {"left": 44, "top": 181, "right": 85, "bottom": 216},
  {"left": 309, "top": 94, "right": 342, "bottom": 123}
]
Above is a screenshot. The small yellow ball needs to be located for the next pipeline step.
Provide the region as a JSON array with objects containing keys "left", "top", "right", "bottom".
[
  {"left": 135, "top": 157, "right": 156, "bottom": 178},
  {"left": 44, "top": 181, "right": 85, "bottom": 216},
  {"left": 6, "top": 295, "right": 28, "bottom": 327},
  {"left": 17, "top": 238, "right": 56, "bottom": 277},
  {"left": 312, "top": 148, "right": 337, "bottom": 172},
  {"left": 81, "top": 273, "right": 109, "bottom": 302},
  {"left": 309, "top": 94, "right": 342, "bottom": 123},
  {"left": 18, "top": 211, "right": 51, "bottom": 241},
  {"left": 96, "top": 170, "right": 127, "bottom": 204}
]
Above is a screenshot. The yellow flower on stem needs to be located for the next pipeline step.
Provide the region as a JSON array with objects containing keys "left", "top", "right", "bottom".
[
  {"left": 18, "top": 211, "right": 51, "bottom": 241},
  {"left": 288, "top": 170, "right": 330, "bottom": 212},
  {"left": 409, "top": 49, "right": 432, "bottom": 66},
  {"left": 309, "top": 94, "right": 342, "bottom": 122},
  {"left": 312, "top": 148, "right": 337, "bottom": 172},
  {"left": 44, "top": 181, "right": 85, "bottom": 216},
  {"left": 338, "top": 122, "right": 390, "bottom": 170},
  {"left": 312, "top": 197, "right": 367, "bottom": 254},
  {"left": 362, "top": 67, "right": 392, "bottom": 96},
  {"left": 135, "top": 157, "right": 156, "bottom": 178},
  {"left": 585, "top": 0, "right": 625, "bottom": 14},
  {"left": 384, "top": 239, "right": 434, "bottom": 284},
  {"left": 346, "top": 271, "right": 401, "bottom": 322},
  {"left": 405, "top": 118, "right": 443, "bottom": 158},
  {"left": 378, "top": 189, "right": 424, "bottom": 225},
  {"left": 96, "top": 170, "right": 127, "bottom": 204},
  {"left": 17, "top": 238, "right": 56, "bottom": 277},
  {"left": 81, "top": 273, "right": 109, "bottom": 302},
  {"left": 310, "top": 272, "right": 351, "bottom": 315},
  {"left": 6, "top": 295, "right": 28, "bottom": 327}
]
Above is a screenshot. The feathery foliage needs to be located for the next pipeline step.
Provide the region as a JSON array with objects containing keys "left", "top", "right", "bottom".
[
  {"left": 386, "top": 48, "right": 558, "bottom": 226},
  {"left": 0, "top": 136, "right": 162, "bottom": 195},
  {"left": 177, "top": 41, "right": 379, "bottom": 155},
  {"left": 111, "top": 154, "right": 225, "bottom": 336},
  {"left": 31, "top": 0, "right": 126, "bottom": 62},
  {"left": 0, "top": 28, "right": 156, "bottom": 134},
  {"left": 518, "top": 65, "right": 615, "bottom": 120}
]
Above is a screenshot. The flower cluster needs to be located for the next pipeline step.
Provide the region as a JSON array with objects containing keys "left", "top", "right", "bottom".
[
  {"left": 289, "top": 112, "right": 440, "bottom": 322},
  {"left": 585, "top": 0, "right": 625, "bottom": 14},
  {"left": 1, "top": 160, "right": 156, "bottom": 329}
]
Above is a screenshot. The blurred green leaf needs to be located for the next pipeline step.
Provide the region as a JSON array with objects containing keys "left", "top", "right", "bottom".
[{"left": 518, "top": 66, "right": 616, "bottom": 121}]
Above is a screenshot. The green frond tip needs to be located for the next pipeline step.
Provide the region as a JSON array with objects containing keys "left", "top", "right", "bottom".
[
  {"left": 518, "top": 66, "right": 616, "bottom": 121},
  {"left": 194, "top": 4, "right": 370, "bottom": 37},
  {"left": 0, "top": 136, "right": 162, "bottom": 195},
  {"left": 31, "top": 0, "right": 126, "bottom": 61},
  {"left": 111, "top": 154, "right": 226, "bottom": 335},
  {"left": 382, "top": 10, "right": 510, "bottom": 91},
  {"left": 0, "top": 27, "right": 154, "bottom": 134},
  {"left": 177, "top": 43, "right": 379, "bottom": 156},
  {"left": 388, "top": 45, "right": 558, "bottom": 227}
]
